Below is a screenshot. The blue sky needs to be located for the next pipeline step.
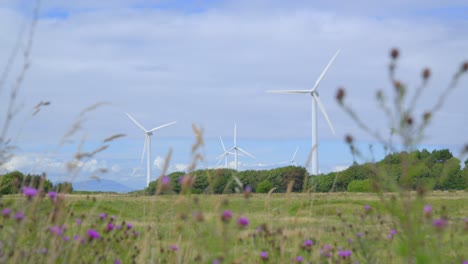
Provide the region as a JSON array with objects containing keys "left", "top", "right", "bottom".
[{"left": 1, "top": 0, "right": 467, "bottom": 190}]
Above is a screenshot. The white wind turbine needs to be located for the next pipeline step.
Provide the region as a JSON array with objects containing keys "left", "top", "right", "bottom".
[
  {"left": 218, "top": 124, "right": 255, "bottom": 170},
  {"left": 216, "top": 137, "right": 232, "bottom": 168},
  {"left": 126, "top": 113, "right": 176, "bottom": 187},
  {"left": 279, "top": 146, "right": 299, "bottom": 166},
  {"left": 267, "top": 50, "right": 340, "bottom": 175}
]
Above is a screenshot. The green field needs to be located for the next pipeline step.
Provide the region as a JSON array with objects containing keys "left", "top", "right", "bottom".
[{"left": 2, "top": 191, "right": 466, "bottom": 263}]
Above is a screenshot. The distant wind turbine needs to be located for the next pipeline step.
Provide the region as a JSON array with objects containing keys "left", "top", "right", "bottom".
[
  {"left": 218, "top": 124, "right": 255, "bottom": 170},
  {"left": 267, "top": 49, "right": 340, "bottom": 175},
  {"left": 216, "top": 136, "right": 233, "bottom": 168},
  {"left": 279, "top": 146, "right": 299, "bottom": 166},
  {"left": 126, "top": 113, "right": 176, "bottom": 187}
]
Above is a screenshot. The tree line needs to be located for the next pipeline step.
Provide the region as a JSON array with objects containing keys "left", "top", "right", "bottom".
[
  {"left": 0, "top": 171, "right": 73, "bottom": 195},
  {"left": 147, "top": 149, "right": 467, "bottom": 194}
]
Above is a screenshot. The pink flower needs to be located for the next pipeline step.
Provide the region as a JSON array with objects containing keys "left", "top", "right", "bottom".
[
  {"left": 222, "top": 210, "right": 233, "bottom": 222},
  {"left": 23, "top": 187, "right": 38, "bottom": 199},
  {"left": 237, "top": 216, "right": 249, "bottom": 227},
  {"left": 87, "top": 229, "right": 100, "bottom": 240}
]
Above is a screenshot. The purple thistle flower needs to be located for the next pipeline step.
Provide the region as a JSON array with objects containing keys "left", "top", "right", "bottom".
[
  {"left": 212, "top": 259, "right": 220, "bottom": 264},
  {"left": 161, "top": 175, "right": 170, "bottom": 185},
  {"left": 23, "top": 187, "right": 38, "bottom": 199},
  {"left": 107, "top": 223, "right": 114, "bottom": 231},
  {"left": 49, "top": 226, "right": 64, "bottom": 236},
  {"left": 237, "top": 216, "right": 249, "bottom": 227},
  {"left": 73, "top": 235, "right": 80, "bottom": 241},
  {"left": 260, "top": 251, "right": 268, "bottom": 260},
  {"left": 47, "top": 191, "right": 57, "bottom": 201},
  {"left": 388, "top": 234, "right": 393, "bottom": 240},
  {"left": 115, "top": 224, "right": 122, "bottom": 230},
  {"left": 424, "top": 204, "right": 433, "bottom": 217},
  {"left": 2, "top": 208, "right": 11, "bottom": 217},
  {"left": 364, "top": 205, "right": 372, "bottom": 212},
  {"left": 338, "top": 250, "right": 352, "bottom": 258},
  {"left": 296, "top": 256, "right": 303, "bottom": 262},
  {"left": 87, "top": 229, "right": 100, "bottom": 240},
  {"left": 222, "top": 210, "right": 233, "bottom": 222},
  {"left": 14, "top": 212, "right": 25, "bottom": 221},
  {"left": 63, "top": 236, "right": 70, "bottom": 241},
  {"left": 170, "top": 244, "right": 178, "bottom": 251},
  {"left": 75, "top": 218, "right": 82, "bottom": 225},
  {"left": 99, "top": 213, "right": 107, "bottom": 219},
  {"left": 348, "top": 238, "right": 353, "bottom": 243},
  {"left": 462, "top": 260, "right": 468, "bottom": 264},
  {"left": 390, "top": 230, "right": 397, "bottom": 235},
  {"left": 433, "top": 218, "right": 448, "bottom": 229},
  {"left": 127, "top": 223, "right": 133, "bottom": 229},
  {"left": 133, "top": 230, "right": 140, "bottom": 237},
  {"left": 357, "top": 232, "right": 363, "bottom": 238},
  {"left": 303, "top": 239, "right": 313, "bottom": 247},
  {"left": 115, "top": 260, "right": 121, "bottom": 264},
  {"left": 40, "top": 248, "right": 47, "bottom": 254}
]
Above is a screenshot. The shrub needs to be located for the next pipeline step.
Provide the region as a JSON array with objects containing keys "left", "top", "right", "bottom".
[
  {"left": 347, "top": 179, "right": 371, "bottom": 192},
  {"left": 256, "top": 180, "right": 273, "bottom": 193}
]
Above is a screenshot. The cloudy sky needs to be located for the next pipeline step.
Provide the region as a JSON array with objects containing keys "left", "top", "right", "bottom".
[{"left": 1, "top": 0, "right": 467, "bottom": 190}]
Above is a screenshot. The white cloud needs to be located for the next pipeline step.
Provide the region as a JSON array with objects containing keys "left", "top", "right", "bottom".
[{"left": 332, "top": 165, "right": 349, "bottom": 172}]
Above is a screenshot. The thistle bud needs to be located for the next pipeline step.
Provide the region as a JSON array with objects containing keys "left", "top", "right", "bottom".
[
  {"left": 462, "top": 62, "right": 468, "bottom": 72},
  {"left": 345, "top": 134, "right": 353, "bottom": 144},
  {"left": 390, "top": 48, "right": 399, "bottom": 59},
  {"left": 422, "top": 68, "right": 431, "bottom": 80},
  {"left": 336, "top": 87, "right": 345, "bottom": 104}
]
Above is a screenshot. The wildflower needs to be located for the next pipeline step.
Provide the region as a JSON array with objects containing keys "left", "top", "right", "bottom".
[
  {"left": 2, "top": 208, "right": 11, "bottom": 217},
  {"left": 73, "top": 235, "right": 80, "bottom": 241},
  {"left": 348, "top": 238, "right": 353, "bottom": 243},
  {"left": 320, "top": 244, "right": 333, "bottom": 258},
  {"left": 47, "top": 191, "right": 57, "bottom": 201},
  {"left": 424, "top": 205, "right": 432, "bottom": 218},
  {"left": 422, "top": 68, "right": 431, "bottom": 80},
  {"left": 357, "top": 232, "right": 363, "bottom": 238},
  {"left": 170, "top": 245, "right": 178, "bottom": 251},
  {"left": 87, "top": 229, "right": 100, "bottom": 240},
  {"left": 49, "top": 226, "right": 64, "bottom": 236},
  {"left": 99, "top": 213, "right": 107, "bottom": 219},
  {"left": 433, "top": 218, "right": 448, "bottom": 229},
  {"left": 14, "top": 212, "right": 25, "bottom": 221},
  {"left": 115, "top": 260, "right": 121, "bottom": 264},
  {"left": 161, "top": 175, "right": 170, "bottom": 186},
  {"left": 338, "top": 250, "right": 352, "bottom": 259},
  {"left": 388, "top": 234, "right": 393, "bottom": 240},
  {"left": 75, "top": 219, "right": 82, "bottom": 225},
  {"left": 40, "top": 248, "right": 47, "bottom": 254},
  {"left": 221, "top": 210, "right": 233, "bottom": 222},
  {"left": 212, "top": 259, "right": 220, "bottom": 264},
  {"left": 127, "top": 223, "right": 133, "bottom": 229},
  {"left": 23, "top": 187, "right": 38, "bottom": 199},
  {"left": 106, "top": 223, "right": 114, "bottom": 231},
  {"left": 390, "top": 230, "right": 397, "bottom": 235},
  {"left": 303, "top": 239, "right": 313, "bottom": 247},
  {"left": 244, "top": 185, "right": 252, "bottom": 198},
  {"left": 390, "top": 48, "right": 399, "bottom": 59},
  {"left": 260, "top": 251, "right": 268, "bottom": 260},
  {"left": 296, "top": 256, "right": 303, "bottom": 262},
  {"left": 180, "top": 175, "right": 194, "bottom": 188},
  {"left": 364, "top": 205, "right": 372, "bottom": 213},
  {"left": 63, "top": 236, "right": 70, "bottom": 241},
  {"left": 237, "top": 216, "right": 249, "bottom": 227},
  {"left": 336, "top": 88, "right": 346, "bottom": 104},
  {"left": 133, "top": 230, "right": 140, "bottom": 237}
]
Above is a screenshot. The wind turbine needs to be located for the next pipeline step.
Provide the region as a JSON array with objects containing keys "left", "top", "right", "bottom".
[
  {"left": 218, "top": 124, "right": 255, "bottom": 170},
  {"left": 126, "top": 113, "right": 176, "bottom": 187},
  {"left": 279, "top": 146, "right": 299, "bottom": 166},
  {"left": 216, "top": 137, "right": 232, "bottom": 168},
  {"left": 267, "top": 49, "right": 340, "bottom": 175}
]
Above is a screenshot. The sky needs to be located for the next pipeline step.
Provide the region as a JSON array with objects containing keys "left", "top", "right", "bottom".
[{"left": 0, "top": 0, "right": 467, "bottom": 190}]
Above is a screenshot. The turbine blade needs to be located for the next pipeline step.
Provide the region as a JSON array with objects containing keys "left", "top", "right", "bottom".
[
  {"left": 313, "top": 94, "right": 336, "bottom": 134},
  {"left": 237, "top": 147, "right": 255, "bottom": 159},
  {"left": 215, "top": 157, "right": 224, "bottom": 166},
  {"left": 267, "top": 90, "right": 311, "bottom": 94},
  {"left": 126, "top": 113, "right": 148, "bottom": 132},
  {"left": 149, "top": 121, "right": 177, "bottom": 132},
  {"left": 220, "top": 136, "right": 227, "bottom": 152},
  {"left": 141, "top": 136, "right": 148, "bottom": 164},
  {"left": 217, "top": 146, "right": 235, "bottom": 160},
  {"left": 312, "top": 49, "right": 341, "bottom": 91},
  {"left": 292, "top": 146, "right": 299, "bottom": 160},
  {"left": 234, "top": 123, "right": 237, "bottom": 146}
]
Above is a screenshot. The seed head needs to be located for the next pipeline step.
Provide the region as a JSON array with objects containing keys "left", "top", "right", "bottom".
[
  {"left": 422, "top": 68, "right": 431, "bottom": 80},
  {"left": 390, "top": 48, "right": 399, "bottom": 59},
  {"left": 336, "top": 87, "right": 346, "bottom": 104},
  {"left": 462, "top": 62, "right": 468, "bottom": 72}
]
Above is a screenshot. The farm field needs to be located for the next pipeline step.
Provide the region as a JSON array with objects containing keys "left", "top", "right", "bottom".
[{"left": 2, "top": 191, "right": 467, "bottom": 263}]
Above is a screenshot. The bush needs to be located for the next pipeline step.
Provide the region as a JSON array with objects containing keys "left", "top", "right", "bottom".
[
  {"left": 256, "top": 180, "right": 273, "bottom": 193},
  {"left": 347, "top": 179, "right": 371, "bottom": 192}
]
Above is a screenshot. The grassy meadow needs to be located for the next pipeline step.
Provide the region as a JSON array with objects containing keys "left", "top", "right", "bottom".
[{"left": 1, "top": 190, "right": 467, "bottom": 263}]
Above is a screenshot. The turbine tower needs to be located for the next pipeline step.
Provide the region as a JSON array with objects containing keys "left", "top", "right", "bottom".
[
  {"left": 126, "top": 113, "right": 176, "bottom": 187},
  {"left": 218, "top": 124, "right": 255, "bottom": 170},
  {"left": 267, "top": 50, "right": 340, "bottom": 175}
]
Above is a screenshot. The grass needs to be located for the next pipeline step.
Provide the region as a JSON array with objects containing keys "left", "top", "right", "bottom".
[{"left": 2, "top": 190, "right": 466, "bottom": 263}]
